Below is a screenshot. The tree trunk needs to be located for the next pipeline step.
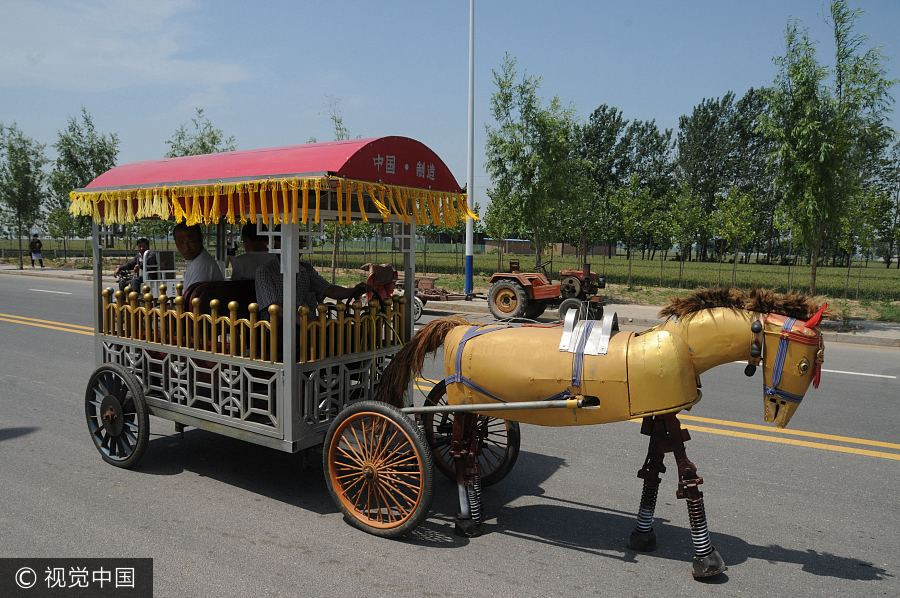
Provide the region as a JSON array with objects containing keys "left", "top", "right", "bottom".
[
  {"left": 809, "top": 222, "right": 825, "bottom": 296},
  {"left": 731, "top": 240, "right": 739, "bottom": 287},
  {"left": 659, "top": 247, "right": 663, "bottom": 288},
  {"left": 17, "top": 220, "right": 24, "bottom": 270},
  {"left": 855, "top": 261, "right": 862, "bottom": 300},
  {"left": 627, "top": 243, "right": 633, "bottom": 289},
  {"left": 678, "top": 254, "right": 685, "bottom": 289},
  {"left": 330, "top": 225, "right": 339, "bottom": 284}
]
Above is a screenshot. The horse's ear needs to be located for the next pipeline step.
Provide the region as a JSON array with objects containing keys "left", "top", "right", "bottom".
[{"left": 805, "top": 303, "right": 827, "bottom": 329}]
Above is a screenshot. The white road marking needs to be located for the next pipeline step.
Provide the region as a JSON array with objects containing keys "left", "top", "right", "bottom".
[
  {"left": 731, "top": 360, "right": 895, "bottom": 380},
  {"left": 28, "top": 289, "right": 72, "bottom": 295},
  {"left": 821, "top": 369, "right": 896, "bottom": 380}
]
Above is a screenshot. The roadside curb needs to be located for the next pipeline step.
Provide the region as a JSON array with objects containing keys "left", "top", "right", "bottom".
[
  {"left": 0, "top": 268, "right": 96, "bottom": 282},
  {"left": 422, "top": 300, "right": 900, "bottom": 349}
]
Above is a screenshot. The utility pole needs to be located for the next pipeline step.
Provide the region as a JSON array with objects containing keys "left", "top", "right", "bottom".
[{"left": 464, "top": 0, "right": 475, "bottom": 296}]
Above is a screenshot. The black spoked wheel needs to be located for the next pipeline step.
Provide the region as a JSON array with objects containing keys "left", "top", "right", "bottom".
[
  {"left": 422, "top": 381, "right": 520, "bottom": 487},
  {"left": 85, "top": 364, "right": 149, "bottom": 469}
]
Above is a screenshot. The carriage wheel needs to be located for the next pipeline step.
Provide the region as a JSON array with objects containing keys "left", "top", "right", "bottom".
[
  {"left": 84, "top": 364, "right": 149, "bottom": 469},
  {"left": 324, "top": 401, "right": 433, "bottom": 538},
  {"left": 413, "top": 297, "right": 424, "bottom": 323},
  {"left": 422, "top": 381, "right": 521, "bottom": 487}
]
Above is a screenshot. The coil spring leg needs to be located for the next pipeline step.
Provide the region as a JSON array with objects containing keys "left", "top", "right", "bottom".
[
  {"left": 452, "top": 413, "right": 483, "bottom": 538},
  {"left": 466, "top": 472, "right": 483, "bottom": 524},
  {"left": 686, "top": 495, "right": 712, "bottom": 557},
  {"left": 629, "top": 417, "right": 665, "bottom": 552}
]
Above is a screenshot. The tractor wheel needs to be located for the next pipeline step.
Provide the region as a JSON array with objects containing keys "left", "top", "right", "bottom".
[
  {"left": 560, "top": 276, "right": 582, "bottom": 299},
  {"left": 524, "top": 302, "right": 546, "bottom": 320},
  {"left": 558, "top": 297, "right": 585, "bottom": 322},
  {"left": 489, "top": 280, "right": 528, "bottom": 320}
]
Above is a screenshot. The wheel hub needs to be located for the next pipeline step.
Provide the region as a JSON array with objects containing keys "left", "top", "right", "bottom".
[
  {"left": 495, "top": 289, "right": 517, "bottom": 313},
  {"left": 99, "top": 395, "right": 125, "bottom": 437},
  {"left": 362, "top": 464, "right": 378, "bottom": 481}
]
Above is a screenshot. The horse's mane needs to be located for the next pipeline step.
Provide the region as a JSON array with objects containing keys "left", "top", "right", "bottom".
[{"left": 659, "top": 288, "right": 820, "bottom": 320}]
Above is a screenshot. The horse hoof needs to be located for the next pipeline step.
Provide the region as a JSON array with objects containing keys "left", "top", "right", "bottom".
[
  {"left": 627, "top": 530, "right": 657, "bottom": 552},
  {"left": 692, "top": 549, "right": 726, "bottom": 579},
  {"left": 454, "top": 517, "right": 482, "bottom": 538}
]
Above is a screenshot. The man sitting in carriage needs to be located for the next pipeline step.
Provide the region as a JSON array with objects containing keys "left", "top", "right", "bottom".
[
  {"left": 254, "top": 257, "right": 367, "bottom": 318},
  {"left": 173, "top": 223, "right": 224, "bottom": 291}
]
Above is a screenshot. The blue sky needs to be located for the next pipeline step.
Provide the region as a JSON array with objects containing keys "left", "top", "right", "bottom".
[{"left": 1, "top": 0, "right": 898, "bottom": 209}]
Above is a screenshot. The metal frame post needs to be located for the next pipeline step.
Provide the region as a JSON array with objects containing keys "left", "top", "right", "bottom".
[
  {"left": 92, "top": 222, "right": 103, "bottom": 367},
  {"left": 403, "top": 218, "right": 416, "bottom": 408},
  {"left": 464, "top": 0, "right": 476, "bottom": 296},
  {"left": 281, "top": 220, "right": 298, "bottom": 445}
]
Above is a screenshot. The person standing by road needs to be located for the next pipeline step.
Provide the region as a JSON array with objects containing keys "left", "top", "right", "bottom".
[{"left": 29, "top": 234, "right": 44, "bottom": 268}]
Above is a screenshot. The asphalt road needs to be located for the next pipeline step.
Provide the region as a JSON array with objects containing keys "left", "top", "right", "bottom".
[{"left": 0, "top": 273, "right": 898, "bottom": 597}]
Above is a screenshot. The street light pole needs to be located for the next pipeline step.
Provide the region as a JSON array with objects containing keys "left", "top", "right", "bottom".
[{"left": 464, "top": 0, "right": 475, "bottom": 296}]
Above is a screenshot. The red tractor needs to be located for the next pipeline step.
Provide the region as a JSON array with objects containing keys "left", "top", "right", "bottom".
[{"left": 487, "top": 259, "right": 605, "bottom": 321}]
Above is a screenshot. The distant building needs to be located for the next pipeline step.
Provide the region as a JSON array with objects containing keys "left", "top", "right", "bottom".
[{"left": 484, "top": 238, "right": 533, "bottom": 254}]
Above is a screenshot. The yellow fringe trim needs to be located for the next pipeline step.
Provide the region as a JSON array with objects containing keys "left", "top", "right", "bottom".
[{"left": 68, "top": 176, "right": 476, "bottom": 227}]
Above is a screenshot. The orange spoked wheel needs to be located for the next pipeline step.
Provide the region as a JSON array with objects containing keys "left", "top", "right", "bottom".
[{"left": 324, "top": 401, "right": 433, "bottom": 538}]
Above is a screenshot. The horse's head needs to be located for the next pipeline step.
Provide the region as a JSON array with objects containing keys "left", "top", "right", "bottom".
[{"left": 757, "top": 304, "right": 826, "bottom": 428}]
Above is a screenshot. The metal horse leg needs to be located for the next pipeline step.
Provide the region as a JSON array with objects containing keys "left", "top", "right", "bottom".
[
  {"left": 664, "top": 414, "right": 726, "bottom": 579},
  {"left": 628, "top": 417, "right": 667, "bottom": 551},
  {"left": 452, "top": 413, "right": 483, "bottom": 537}
]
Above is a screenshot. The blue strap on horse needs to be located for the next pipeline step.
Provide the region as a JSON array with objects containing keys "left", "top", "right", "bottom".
[
  {"left": 764, "top": 317, "right": 804, "bottom": 403},
  {"left": 571, "top": 320, "right": 595, "bottom": 389},
  {"left": 445, "top": 325, "right": 572, "bottom": 404}
]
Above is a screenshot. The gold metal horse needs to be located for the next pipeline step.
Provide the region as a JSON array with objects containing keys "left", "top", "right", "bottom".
[{"left": 380, "top": 288, "right": 827, "bottom": 579}]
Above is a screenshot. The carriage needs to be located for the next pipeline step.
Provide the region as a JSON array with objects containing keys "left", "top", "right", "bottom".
[
  {"left": 75, "top": 136, "right": 511, "bottom": 535},
  {"left": 75, "top": 136, "right": 827, "bottom": 579}
]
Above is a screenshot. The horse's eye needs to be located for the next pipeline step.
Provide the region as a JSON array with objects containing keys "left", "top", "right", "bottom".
[{"left": 798, "top": 359, "right": 810, "bottom": 375}]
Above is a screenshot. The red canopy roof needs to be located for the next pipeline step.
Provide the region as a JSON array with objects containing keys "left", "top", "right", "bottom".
[{"left": 86, "top": 136, "right": 462, "bottom": 193}]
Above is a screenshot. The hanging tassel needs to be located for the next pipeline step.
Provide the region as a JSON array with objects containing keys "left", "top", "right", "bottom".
[
  {"left": 314, "top": 179, "right": 321, "bottom": 223},
  {"left": 237, "top": 184, "right": 246, "bottom": 224},
  {"left": 225, "top": 185, "right": 235, "bottom": 224},
  {"left": 248, "top": 182, "right": 257, "bottom": 221},
  {"left": 159, "top": 188, "right": 170, "bottom": 220},
  {"left": 460, "top": 193, "right": 479, "bottom": 220},
  {"left": 354, "top": 183, "right": 368, "bottom": 222},
  {"left": 301, "top": 179, "right": 309, "bottom": 224},
  {"left": 336, "top": 179, "right": 344, "bottom": 223},
  {"left": 369, "top": 183, "right": 390, "bottom": 219},
  {"left": 290, "top": 179, "right": 299, "bottom": 224}
]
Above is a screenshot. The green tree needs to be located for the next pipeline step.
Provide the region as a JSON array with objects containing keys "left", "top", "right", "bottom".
[
  {"left": 761, "top": 1, "right": 895, "bottom": 294},
  {"left": 611, "top": 175, "right": 653, "bottom": 289},
  {"left": 483, "top": 194, "right": 521, "bottom": 272},
  {"left": 670, "top": 184, "right": 704, "bottom": 287},
  {"left": 48, "top": 108, "right": 119, "bottom": 258},
  {"left": 712, "top": 187, "right": 756, "bottom": 286},
  {"left": 485, "top": 53, "right": 577, "bottom": 268},
  {"left": 0, "top": 124, "right": 48, "bottom": 269},
  {"left": 676, "top": 93, "right": 736, "bottom": 261},
  {"left": 875, "top": 139, "right": 900, "bottom": 268},
  {"left": 166, "top": 107, "right": 236, "bottom": 158},
  {"left": 576, "top": 105, "right": 634, "bottom": 259}
]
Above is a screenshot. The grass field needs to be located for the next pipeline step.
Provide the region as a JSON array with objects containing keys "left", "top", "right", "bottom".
[{"left": 3, "top": 237, "right": 898, "bottom": 310}]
